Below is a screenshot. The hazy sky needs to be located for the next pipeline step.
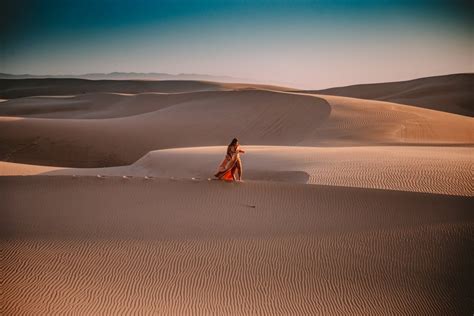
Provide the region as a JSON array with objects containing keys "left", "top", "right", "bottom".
[{"left": 1, "top": 0, "right": 472, "bottom": 88}]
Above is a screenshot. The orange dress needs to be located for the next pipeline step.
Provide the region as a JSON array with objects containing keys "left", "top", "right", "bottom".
[{"left": 214, "top": 145, "right": 241, "bottom": 180}]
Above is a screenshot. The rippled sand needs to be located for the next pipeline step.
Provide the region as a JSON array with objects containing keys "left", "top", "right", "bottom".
[{"left": 2, "top": 176, "right": 472, "bottom": 315}]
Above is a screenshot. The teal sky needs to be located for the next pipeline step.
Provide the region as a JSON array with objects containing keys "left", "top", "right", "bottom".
[{"left": 1, "top": 0, "right": 472, "bottom": 88}]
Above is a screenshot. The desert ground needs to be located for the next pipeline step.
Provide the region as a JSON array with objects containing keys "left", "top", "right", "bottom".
[{"left": 1, "top": 74, "right": 473, "bottom": 315}]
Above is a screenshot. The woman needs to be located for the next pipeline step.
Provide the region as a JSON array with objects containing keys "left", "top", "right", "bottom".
[{"left": 214, "top": 138, "right": 245, "bottom": 181}]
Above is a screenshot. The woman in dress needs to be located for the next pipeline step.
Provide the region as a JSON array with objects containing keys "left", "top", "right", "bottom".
[{"left": 214, "top": 138, "right": 245, "bottom": 181}]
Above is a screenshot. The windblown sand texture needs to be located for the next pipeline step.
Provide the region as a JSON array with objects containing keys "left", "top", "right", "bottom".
[{"left": 1, "top": 75, "right": 473, "bottom": 315}]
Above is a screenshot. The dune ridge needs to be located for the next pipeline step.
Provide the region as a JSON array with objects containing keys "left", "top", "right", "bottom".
[{"left": 1, "top": 89, "right": 472, "bottom": 167}]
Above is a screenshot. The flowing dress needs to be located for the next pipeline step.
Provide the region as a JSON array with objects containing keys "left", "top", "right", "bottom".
[{"left": 214, "top": 145, "right": 241, "bottom": 180}]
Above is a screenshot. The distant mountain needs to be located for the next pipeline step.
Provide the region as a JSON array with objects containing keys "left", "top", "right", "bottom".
[
  {"left": 305, "top": 73, "right": 473, "bottom": 116},
  {"left": 0, "top": 72, "right": 254, "bottom": 83}
]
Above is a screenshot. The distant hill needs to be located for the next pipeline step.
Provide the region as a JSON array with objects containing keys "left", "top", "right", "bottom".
[
  {"left": 305, "top": 73, "right": 473, "bottom": 116},
  {"left": 0, "top": 79, "right": 224, "bottom": 98},
  {"left": 0, "top": 72, "right": 253, "bottom": 83},
  {"left": 0, "top": 78, "right": 291, "bottom": 99}
]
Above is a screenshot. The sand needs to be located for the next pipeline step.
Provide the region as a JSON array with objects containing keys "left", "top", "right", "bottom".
[
  {"left": 1, "top": 176, "right": 472, "bottom": 315},
  {"left": 1, "top": 76, "right": 473, "bottom": 314},
  {"left": 309, "top": 73, "right": 473, "bottom": 116},
  {"left": 2, "top": 146, "right": 472, "bottom": 196},
  {"left": 0, "top": 90, "right": 471, "bottom": 167}
]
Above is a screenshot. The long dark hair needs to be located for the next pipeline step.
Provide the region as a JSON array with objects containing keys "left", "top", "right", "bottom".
[{"left": 227, "top": 138, "right": 239, "bottom": 157}]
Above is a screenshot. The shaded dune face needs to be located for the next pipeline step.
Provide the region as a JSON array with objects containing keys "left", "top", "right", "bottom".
[
  {"left": 308, "top": 73, "right": 474, "bottom": 116},
  {"left": 1, "top": 91, "right": 295, "bottom": 119},
  {"left": 0, "top": 79, "right": 226, "bottom": 98},
  {"left": 0, "top": 78, "right": 291, "bottom": 99},
  {"left": 0, "top": 93, "right": 184, "bottom": 119}
]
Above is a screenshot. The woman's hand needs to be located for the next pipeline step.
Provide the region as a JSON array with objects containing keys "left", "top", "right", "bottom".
[{"left": 239, "top": 149, "right": 245, "bottom": 154}]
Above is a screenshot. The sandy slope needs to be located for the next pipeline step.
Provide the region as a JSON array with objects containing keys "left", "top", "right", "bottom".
[
  {"left": 308, "top": 73, "right": 473, "bottom": 116},
  {"left": 0, "top": 90, "right": 472, "bottom": 167},
  {"left": 1, "top": 176, "right": 472, "bottom": 315},
  {"left": 3, "top": 74, "right": 472, "bottom": 116},
  {"left": 0, "top": 78, "right": 290, "bottom": 99},
  {"left": 0, "top": 93, "right": 184, "bottom": 119},
  {"left": 0, "top": 160, "right": 61, "bottom": 175},
  {"left": 3, "top": 145, "right": 471, "bottom": 196}
]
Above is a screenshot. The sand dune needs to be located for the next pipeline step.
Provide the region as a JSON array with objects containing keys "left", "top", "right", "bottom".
[
  {"left": 1, "top": 176, "right": 471, "bottom": 315},
  {"left": 1, "top": 90, "right": 472, "bottom": 167},
  {"left": 308, "top": 73, "right": 473, "bottom": 116},
  {"left": 0, "top": 78, "right": 290, "bottom": 99},
  {"left": 310, "top": 94, "right": 473, "bottom": 145},
  {"left": 4, "top": 145, "right": 470, "bottom": 196},
  {"left": 1, "top": 76, "right": 472, "bottom": 314},
  {"left": 80, "top": 145, "right": 474, "bottom": 196}
]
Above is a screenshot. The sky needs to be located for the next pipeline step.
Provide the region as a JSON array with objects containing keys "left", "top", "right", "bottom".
[{"left": 1, "top": 0, "right": 472, "bottom": 89}]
